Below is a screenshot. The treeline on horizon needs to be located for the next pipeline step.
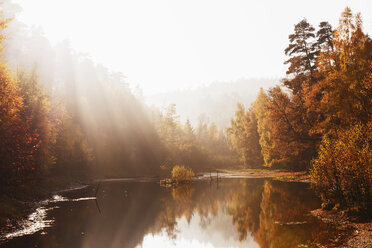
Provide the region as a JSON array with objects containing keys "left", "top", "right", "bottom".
[
  {"left": 0, "top": 1, "right": 232, "bottom": 186},
  {"left": 146, "top": 77, "right": 278, "bottom": 129},
  {"left": 227, "top": 8, "right": 371, "bottom": 211}
]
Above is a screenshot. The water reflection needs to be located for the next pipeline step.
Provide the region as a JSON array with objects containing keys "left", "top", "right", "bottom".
[{"left": 1, "top": 179, "right": 350, "bottom": 248}]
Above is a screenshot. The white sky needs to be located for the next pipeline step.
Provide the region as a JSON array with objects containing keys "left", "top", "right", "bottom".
[{"left": 11, "top": 0, "right": 372, "bottom": 95}]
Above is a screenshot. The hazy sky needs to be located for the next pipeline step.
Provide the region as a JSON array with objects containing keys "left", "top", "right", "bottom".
[{"left": 11, "top": 0, "right": 372, "bottom": 95}]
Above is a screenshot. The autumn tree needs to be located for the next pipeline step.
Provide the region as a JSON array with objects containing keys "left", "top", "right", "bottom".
[
  {"left": 252, "top": 88, "right": 273, "bottom": 166},
  {"left": 0, "top": 16, "right": 38, "bottom": 185},
  {"left": 54, "top": 117, "right": 92, "bottom": 174},
  {"left": 317, "top": 8, "right": 371, "bottom": 131},
  {"left": 265, "top": 87, "right": 311, "bottom": 169},
  {"left": 252, "top": 86, "right": 317, "bottom": 169},
  {"left": 281, "top": 19, "right": 323, "bottom": 158},
  {"left": 17, "top": 68, "right": 54, "bottom": 176},
  {"left": 310, "top": 122, "right": 371, "bottom": 211},
  {"left": 227, "top": 103, "right": 263, "bottom": 167},
  {"left": 302, "top": 7, "right": 372, "bottom": 140},
  {"left": 182, "top": 119, "right": 195, "bottom": 143},
  {"left": 271, "top": 18, "right": 327, "bottom": 169},
  {"left": 309, "top": 8, "right": 372, "bottom": 211},
  {"left": 157, "top": 104, "right": 180, "bottom": 148},
  {"left": 171, "top": 165, "right": 195, "bottom": 182}
]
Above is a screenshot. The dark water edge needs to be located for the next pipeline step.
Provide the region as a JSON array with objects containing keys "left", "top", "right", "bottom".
[{"left": 0, "top": 178, "right": 353, "bottom": 248}]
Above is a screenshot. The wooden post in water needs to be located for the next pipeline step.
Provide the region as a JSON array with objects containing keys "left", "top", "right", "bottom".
[
  {"left": 95, "top": 181, "right": 101, "bottom": 197},
  {"left": 210, "top": 170, "right": 212, "bottom": 180},
  {"left": 95, "top": 181, "right": 102, "bottom": 214},
  {"left": 217, "top": 170, "right": 219, "bottom": 180}
]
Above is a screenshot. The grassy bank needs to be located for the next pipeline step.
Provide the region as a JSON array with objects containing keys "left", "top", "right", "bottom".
[{"left": 218, "top": 167, "right": 310, "bottom": 182}]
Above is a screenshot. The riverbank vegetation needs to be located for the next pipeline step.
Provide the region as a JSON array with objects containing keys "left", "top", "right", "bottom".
[
  {"left": 160, "top": 165, "right": 195, "bottom": 186},
  {"left": 0, "top": 1, "right": 233, "bottom": 225},
  {"left": 227, "top": 8, "right": 371, "bottom": 213},
  {"left": 171, "top": 165, "right": 195, "bottom": 182}
]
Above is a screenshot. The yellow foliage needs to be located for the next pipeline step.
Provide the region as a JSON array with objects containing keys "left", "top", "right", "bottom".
[
  {"left": 171, "top": 165, "right": 195, "bottom": 182},
  {"left": 310, "top": 122, "right": 372, "bottom": 210},
  {"left": 172, "top": 184, "right": 195, "bottom": 201}
]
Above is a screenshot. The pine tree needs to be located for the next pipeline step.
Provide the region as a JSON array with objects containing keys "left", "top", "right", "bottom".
[{"left": 284, "top": 19, "right": 317, "bottom": 92}]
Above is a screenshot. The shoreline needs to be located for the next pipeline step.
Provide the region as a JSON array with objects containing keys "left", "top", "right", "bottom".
[
  {"left": 311, "top": 209, "right": 372, "bottom": 248},
  {"left": 0, "top": 177, "right": 88, "bottom": 239},
  {"left": 217, "top": 168, "right": 310, "bottom": 182},
  {"left": 1, "top": 171, "right": 370, "bottom": 247},
  {"left": 218, "top": 168, "right": 371, "bottom": 248}
]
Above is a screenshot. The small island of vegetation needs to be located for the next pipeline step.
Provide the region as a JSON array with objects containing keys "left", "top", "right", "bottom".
[{"left": 160, "top": 165, "right": 195, "bottom": 186}]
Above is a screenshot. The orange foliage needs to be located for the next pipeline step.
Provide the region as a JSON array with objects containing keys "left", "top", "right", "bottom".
[{"left": 0, "top": 63, "right": 39, "bottom": 185}]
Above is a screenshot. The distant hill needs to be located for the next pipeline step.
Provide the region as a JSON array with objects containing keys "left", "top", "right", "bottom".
[{"left": 145, "top": 78, "right": 279, "bottom": 128}]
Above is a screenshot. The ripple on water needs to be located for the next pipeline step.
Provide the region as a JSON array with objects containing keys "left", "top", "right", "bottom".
[
  {"left": 3, "top": 206, "right": 56, "bottom": 240},
  {"left": 1, "top": 194, "right": 96, "bottom": 241}
]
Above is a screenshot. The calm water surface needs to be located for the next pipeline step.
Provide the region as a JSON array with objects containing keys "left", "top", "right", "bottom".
[{"left": 1, "top": 178, "right": 348, "bottom": 248}]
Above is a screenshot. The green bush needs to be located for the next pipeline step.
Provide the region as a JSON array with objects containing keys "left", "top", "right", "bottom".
[
  {"left": 171, "top": 165, "right": 195, "bottom": 182},
  {"left": 310, "top": 123, "right": 372, "bottom": 211}
]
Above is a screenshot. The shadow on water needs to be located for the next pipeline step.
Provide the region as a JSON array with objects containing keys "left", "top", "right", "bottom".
[{"left": 1, "top": 178, "right": 352, "bottom": 248}]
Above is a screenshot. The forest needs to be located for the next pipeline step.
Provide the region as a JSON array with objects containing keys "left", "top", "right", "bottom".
[
  {"left": 227, "top": 8, "right": 371, "bottom": 211},
  {"left": 0, "top": 1, "right": 371, "bottom": 245},
  {"left": 0, "top": 1, "right": 232, "bottom": 186}
]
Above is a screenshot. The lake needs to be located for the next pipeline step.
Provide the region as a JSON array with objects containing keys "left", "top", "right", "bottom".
[{"left": 0, "top": 177, "right": 349, "bottom": 248}]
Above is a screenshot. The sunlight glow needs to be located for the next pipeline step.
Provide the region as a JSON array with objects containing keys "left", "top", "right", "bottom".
[
  {"left": 137, "top": 212, "right": 259, "bottom": 248},
  {"left": 11, "top": 0, "right": 372, "bottom": 95}
]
